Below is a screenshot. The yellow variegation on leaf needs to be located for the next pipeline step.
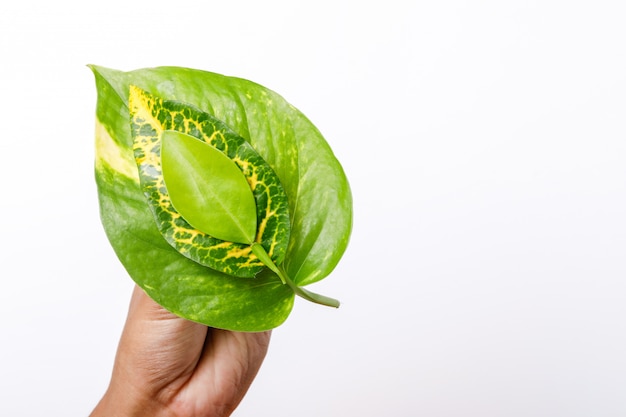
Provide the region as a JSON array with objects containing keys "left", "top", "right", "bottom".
[{"left": 129, "top": 86, "right": 290, "bottom": 278}]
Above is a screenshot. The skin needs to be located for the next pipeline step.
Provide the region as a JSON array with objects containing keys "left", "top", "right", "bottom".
[{"left": 91, "top": 285, "right": 271, "bottom": 417}]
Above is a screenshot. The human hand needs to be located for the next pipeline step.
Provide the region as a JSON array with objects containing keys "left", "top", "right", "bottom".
[{"left": 90, "top": 285, "right": 271, "bottom": 417}]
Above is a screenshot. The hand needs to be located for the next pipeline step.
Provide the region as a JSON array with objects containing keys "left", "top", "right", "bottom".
[{"left": 91, "top": 285, "right": 271, "bottom": 417}]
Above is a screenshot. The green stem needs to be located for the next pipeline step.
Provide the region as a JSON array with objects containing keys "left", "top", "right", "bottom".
[
  {"left": 251, "top": 243, "right": 286, "bottom": 284},
  {"left": 251, "top": 243, "right": 340, "bottom": 308},
  {"left": 281, "top": 271, "right": 341, "bottom": 308}
]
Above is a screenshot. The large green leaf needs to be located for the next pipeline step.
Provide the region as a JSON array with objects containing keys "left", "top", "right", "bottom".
[{"left": 90, "top": 65, "right": 352, "bottom": 330}]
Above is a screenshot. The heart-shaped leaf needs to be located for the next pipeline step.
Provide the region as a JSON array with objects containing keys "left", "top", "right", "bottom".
[
  {"left": 90, "top": 65, "right": 352, "bottom": 331},
  {"left": 161, "top": 130, "right": 257, "bottom": 244}
]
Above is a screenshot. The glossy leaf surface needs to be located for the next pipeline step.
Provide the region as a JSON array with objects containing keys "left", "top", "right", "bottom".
[
  {"left": 97, "top": 162, "right": 294, "bottom": 330},
  {"left": 161, "top": 130, "right": 257, "bottom": 244},
  {"left": 90, "top": 65, "right": 352, "bottom": 330}
]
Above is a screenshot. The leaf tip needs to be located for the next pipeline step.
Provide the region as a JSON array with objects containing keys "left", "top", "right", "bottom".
[{"left": 86, "top": 63, "right": 102, "bottom": 75}]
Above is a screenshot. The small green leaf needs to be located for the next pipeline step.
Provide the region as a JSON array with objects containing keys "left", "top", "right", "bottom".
[{"left": 161, "top": 130, "right": 257, "bottom": 244}]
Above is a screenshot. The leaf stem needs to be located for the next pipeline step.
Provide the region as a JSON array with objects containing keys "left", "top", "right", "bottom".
[
  {"left": 251, "top": 243, "right": 340, "bottom": 308},
  {"left": 251, "top": 243, "right": 286, "bottom": 284}
]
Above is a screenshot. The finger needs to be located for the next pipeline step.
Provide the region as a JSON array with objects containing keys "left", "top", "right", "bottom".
[
  {"left": 178, "top": 329, "right": 271, "bottom": 416},
  {"left": 114, "top": 286, "right": 209, "bottom": 396}
]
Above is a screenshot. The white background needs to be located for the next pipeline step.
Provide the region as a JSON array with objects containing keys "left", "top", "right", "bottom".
[{"left": 1, "top": 1, "right": 625, "bottom": 416}]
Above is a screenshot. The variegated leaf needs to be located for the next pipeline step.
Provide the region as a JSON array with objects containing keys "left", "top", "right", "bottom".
[{"left": 129, "top": 86, "right": 290, "bottom": 278}]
